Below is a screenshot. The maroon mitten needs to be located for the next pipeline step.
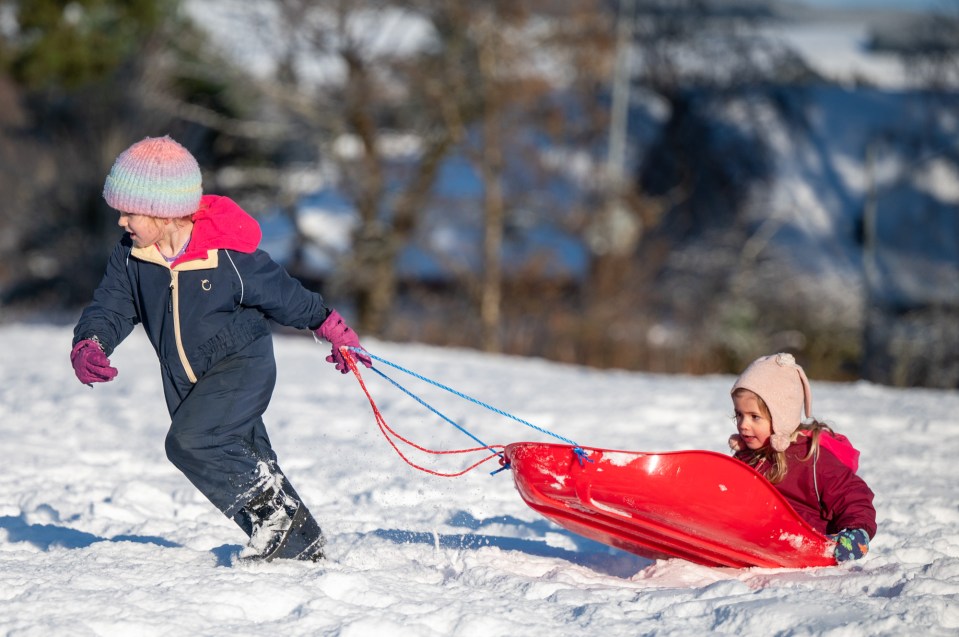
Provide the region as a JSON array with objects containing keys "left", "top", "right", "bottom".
[
  {"left": 314, "top": 310, "right": 372, "bottom": 373},
  {"left": 70, "top": 339, "right": 118, "bottom": 386}
]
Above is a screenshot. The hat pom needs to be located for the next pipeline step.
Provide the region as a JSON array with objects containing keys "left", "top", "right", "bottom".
[
  {"left": 774, "top": 352, "right": 796, "bottom": 367},
  {"left": 728, "top": 434, "right": 744, "bottom": 451},
  {"left": 770, "top": 432, "right": 792, "bottom": 452}
]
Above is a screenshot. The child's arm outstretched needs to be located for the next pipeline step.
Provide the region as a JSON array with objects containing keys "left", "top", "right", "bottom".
[{"left": 228, "top": 249, "right": 371, "bottom": 372}]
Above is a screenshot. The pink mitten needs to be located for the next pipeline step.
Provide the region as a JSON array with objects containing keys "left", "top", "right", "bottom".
[
  {"left": 70, "top": 339, "right": 118, "bottom": 386},
  {"left": 314, "top": 310, "right": 372, "bottom": 374}
]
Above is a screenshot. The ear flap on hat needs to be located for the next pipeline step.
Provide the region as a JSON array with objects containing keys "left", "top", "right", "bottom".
[
  {"left": 728, "top": 434, "right": 744, "bottom": 451},
  {"left": 797, "top": 362, "right": 812, "bottom": 420},
  {"left": 770, "top": 432, "right": 792, "bottom": 452}
]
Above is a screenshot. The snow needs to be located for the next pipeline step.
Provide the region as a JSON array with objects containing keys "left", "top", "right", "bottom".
[
  {"left": 765, "top": 19, "right": 907, "bottom": 89},
  {"left": 2, "top": 323, "right": 958, "bottom": 635}
]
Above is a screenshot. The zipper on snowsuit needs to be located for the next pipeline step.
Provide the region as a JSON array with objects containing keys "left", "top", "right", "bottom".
[
  {"left": 168, "top": 269, "right": 198, "bottom": 383},
  {"left": 130, "top": 244, "right": 218, "bottom": 386}
]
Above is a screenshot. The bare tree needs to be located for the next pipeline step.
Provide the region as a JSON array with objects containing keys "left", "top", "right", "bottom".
[
  {"left": 435, "top": 0, "right": 614, "bottom": 353},
  {"left": 213, "top": 0, "right": 615, "bottom": 351},
  {"left": 190, "top": 0, "right": 467, "bottom": 334}
]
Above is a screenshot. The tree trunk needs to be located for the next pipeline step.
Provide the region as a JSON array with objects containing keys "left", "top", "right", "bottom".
[{"left": 478, "top": 35, "right": 504, "bottom": 354}]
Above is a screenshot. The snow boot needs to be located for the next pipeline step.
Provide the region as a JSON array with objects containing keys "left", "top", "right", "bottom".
[
  {"left": 240, "top": 484, "right": 305, "bottom": 561},
  {"left": 272, "top": 507, "right": 325, "bottom": 562},
  {"left": 239, "top": 484, "right": 325, "bottom": 562}
]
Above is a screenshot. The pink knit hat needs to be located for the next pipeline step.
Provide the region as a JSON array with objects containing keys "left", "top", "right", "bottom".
[
  {"left": 729, "top": 353, "right": 812, "bottom": 452},
  {"left": 103, "top": 136, "right": 202, "bottom": 218}
]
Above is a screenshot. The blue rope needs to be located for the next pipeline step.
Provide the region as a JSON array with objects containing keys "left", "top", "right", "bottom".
[
  {"left": 348, "top": 347, "right": 592, "bottom": 468},
  {"left": 366, "top": 364, "right": 499, "bottom": 455}
]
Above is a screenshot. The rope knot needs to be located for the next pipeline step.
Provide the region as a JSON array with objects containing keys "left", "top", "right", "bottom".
[{"left": 573, "top": 447, "right": 593, "bottom": 467}]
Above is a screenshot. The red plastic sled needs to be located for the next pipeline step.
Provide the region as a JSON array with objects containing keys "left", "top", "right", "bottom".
[{"left": 505, "top": 442, "right": 836, "bottom": 568}]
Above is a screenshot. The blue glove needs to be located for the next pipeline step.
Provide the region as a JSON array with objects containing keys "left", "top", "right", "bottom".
[{"left": 829, "top": 528, "right": 870, "bottom": 562}]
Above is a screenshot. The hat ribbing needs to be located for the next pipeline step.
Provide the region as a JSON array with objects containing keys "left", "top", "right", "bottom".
[
  {"left": 103, "top": 136, "right": 202, "bottom": 218},
  {"left": 730, "top": 353, "right": 812, "bottom": 452}
]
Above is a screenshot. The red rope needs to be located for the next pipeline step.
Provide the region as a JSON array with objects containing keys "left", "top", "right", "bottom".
[{"left": 343, "top": 349, "right": 505, "bottom": 477}]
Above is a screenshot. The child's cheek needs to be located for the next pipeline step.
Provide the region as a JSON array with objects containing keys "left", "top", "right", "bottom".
[{"left": 756, "top": 426, "right": 772, "bottom": 446}]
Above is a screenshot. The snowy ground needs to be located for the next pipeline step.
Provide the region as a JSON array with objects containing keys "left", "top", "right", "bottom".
[{"left": 1, "top": 323, "right": 958, "bottom": 636}]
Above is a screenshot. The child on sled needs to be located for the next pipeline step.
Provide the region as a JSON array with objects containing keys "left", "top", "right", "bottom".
[
  {"left": 70, "top": 135, "right": 371, "bottom": 562},
  {"left": 729, "top": 353, "right": 876, "bottom": 562}
]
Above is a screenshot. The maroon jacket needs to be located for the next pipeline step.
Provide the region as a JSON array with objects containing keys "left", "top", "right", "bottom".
[{"left": 735, "top": 435, "right": 877, "bottom": 539}]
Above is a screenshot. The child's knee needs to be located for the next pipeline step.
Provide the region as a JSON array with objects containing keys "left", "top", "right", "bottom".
[
  {"left": 164, "top": 430, "right": 184, "bottom": 465},
  {"left": 165, "top": 428, "right": 204, "bottom": 465}
]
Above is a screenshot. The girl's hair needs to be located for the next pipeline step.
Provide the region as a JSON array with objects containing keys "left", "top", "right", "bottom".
[{"left": 734, "top": 389, "right": 834, "bottom": 484}]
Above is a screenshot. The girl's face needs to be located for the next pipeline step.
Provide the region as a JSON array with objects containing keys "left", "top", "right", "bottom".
[
  {"left": 733, "top": 390, "right": 772, "bottom": 450},
  {"left": 118, "top": 212, "right": 164, "bottom": 248}
]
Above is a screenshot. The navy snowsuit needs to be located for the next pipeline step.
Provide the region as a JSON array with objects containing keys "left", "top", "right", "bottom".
[{"left": 73, "top": 195, "right": 328, "bottom": 543}]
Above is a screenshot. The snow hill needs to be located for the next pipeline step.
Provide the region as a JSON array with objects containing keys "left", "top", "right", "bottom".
[{"left": 2, "top": 323, "right": 957, "bottom": 635}]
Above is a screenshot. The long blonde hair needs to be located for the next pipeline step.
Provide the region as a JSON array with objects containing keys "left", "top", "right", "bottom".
[{"left": 735, "top": 390, "right": 834, "bottom": 484}]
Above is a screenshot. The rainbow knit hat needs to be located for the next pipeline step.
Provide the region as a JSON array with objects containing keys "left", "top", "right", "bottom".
[{"left": 103, "top": 136, "right": 202, "bottom": 218}]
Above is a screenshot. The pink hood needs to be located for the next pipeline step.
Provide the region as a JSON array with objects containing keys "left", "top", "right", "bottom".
[
  {"left": 173, "top": 195, "right": 261, "bottom": 267},
  {"left": 802, "top": 430, "right": 861, "bottom": 473}
]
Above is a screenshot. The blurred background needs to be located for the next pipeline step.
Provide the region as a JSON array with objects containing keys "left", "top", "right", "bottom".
[{"left": 1, "top": 0, "right": 956, "bottom": 387}]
